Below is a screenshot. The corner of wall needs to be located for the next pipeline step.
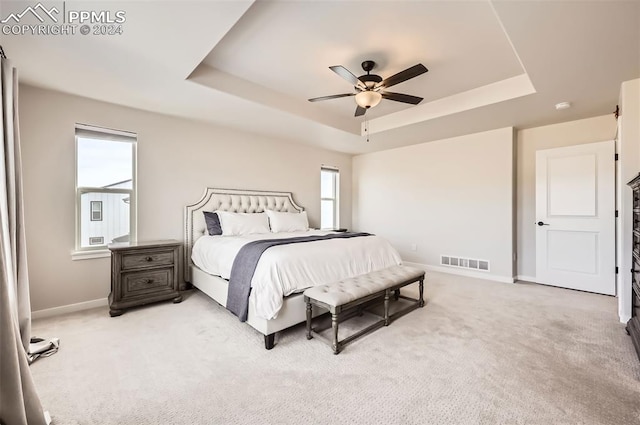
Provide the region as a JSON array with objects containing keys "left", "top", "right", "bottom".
[{"left": 511, "top": 127, "right": 517, "bottom": 280}]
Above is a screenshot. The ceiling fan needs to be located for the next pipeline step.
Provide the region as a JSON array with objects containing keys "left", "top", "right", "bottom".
[{"left": 308, "top": 60, "right": 428, "bottom": 117}]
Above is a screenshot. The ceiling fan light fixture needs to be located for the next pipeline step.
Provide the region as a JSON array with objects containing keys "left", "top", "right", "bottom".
[
  {"left": 309, "top": 61, "right": 428, "bottom": 117},
  {"left": 355, "top": 90, "right": 382, "bottom": 109}
]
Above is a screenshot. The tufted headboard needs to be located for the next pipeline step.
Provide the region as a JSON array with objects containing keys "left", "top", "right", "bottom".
[{"left": 184, "top": 188, "right": 304, "bottom": 282}]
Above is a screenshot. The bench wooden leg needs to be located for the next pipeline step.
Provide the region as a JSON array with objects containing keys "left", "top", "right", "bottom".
[
  {"left": 332, "top": 313, "right": 339, "bottom": 354},
  {"left": 306, "top": 302, "right": 313, "bottom": 340},
  {"left": 418, "top": 278, "right": 425, "bottom": 307},
  {"left": 394, "top": 289, "right": 400, "bottom": 300},
  {"left": 384, "top": 290, "right": 390, "bottom": 326}
]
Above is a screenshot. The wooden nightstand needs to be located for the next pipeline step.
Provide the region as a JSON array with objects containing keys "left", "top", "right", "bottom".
[{"left": 108, "top": 240, "right": 183, "bottom": 317}]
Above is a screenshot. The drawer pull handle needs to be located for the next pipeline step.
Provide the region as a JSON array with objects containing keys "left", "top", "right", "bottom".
[
  {"left": 145, "top": 256, "right": 153, "bottom": 262},
  {"left": 145, "top": 279, "right": 154, "bottom": 284}
]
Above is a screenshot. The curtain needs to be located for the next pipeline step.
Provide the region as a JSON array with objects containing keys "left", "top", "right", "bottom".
[{"left": 0, "top": 55, "right": 48, "bottom": 425}]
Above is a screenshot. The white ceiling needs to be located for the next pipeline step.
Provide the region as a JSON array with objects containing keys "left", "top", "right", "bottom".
[
  {"left": 201, "top": 0, "right": 523, "bottom": 120},
  {"left": 3, "top": 0, "right": 639, "bottom": 154}
]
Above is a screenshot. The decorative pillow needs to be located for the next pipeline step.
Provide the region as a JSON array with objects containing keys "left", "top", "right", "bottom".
[
  {"left": 215, "top": 211, "right": 270, "bottom": 236},
  {"left": 266, "top": 210, "right": 309, "bottom": 233},
  {"left": 203, "top": 211, "right": 222, "bottom": 236}
]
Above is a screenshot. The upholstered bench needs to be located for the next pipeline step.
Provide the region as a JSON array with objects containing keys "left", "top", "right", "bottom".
[{"left": 303, "top": 265, "right": 425, "bottom": 354}]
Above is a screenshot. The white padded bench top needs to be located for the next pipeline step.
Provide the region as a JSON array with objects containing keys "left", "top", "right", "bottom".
[{"left": 303, "top": 265, "right": 424, "bottom": 307}]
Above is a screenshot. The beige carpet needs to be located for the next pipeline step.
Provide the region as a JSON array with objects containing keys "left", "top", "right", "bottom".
[{"left": 31, "top": 272, "right": 640, "bottom": 425}]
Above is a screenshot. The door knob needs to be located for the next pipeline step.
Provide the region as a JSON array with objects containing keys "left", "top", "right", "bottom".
[{"left": 537, "top": 221, "right": 550, "bottom": 226}]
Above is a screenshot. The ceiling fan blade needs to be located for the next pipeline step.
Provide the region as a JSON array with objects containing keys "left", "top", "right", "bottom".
[
  {"left": 330, "top": 65, "right": 366, "bottom": 89},
  {"left": 308, "top": 93, "right": 355, "bottom": 102},
  {"left": 381, "top": 92, "right": 423, "bottom": 105},
  {"left": 377, "top": 64, "right": 428, "bottom": 89},
  {"left": 355, "top": 105, "right": 367, "bottom": 117}
]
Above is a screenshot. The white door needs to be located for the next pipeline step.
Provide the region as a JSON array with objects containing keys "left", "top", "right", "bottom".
[{"left": 535, "top": 140, "right": 615, "bottom": 295}]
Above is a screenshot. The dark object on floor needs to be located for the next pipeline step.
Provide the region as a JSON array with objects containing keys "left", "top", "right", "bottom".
[
  {"left": 626, "top": 173, "right": 640, "bottom": 361},
  {"left": 108, "top": 240, "right": 183, "bottom": 317}
]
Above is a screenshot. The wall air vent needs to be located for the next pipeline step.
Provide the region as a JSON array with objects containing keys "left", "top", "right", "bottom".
[{"left": 441, "top": 255, "right": 490, "bottom": 272}]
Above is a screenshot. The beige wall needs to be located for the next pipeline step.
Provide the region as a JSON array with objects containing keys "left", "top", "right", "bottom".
[
  {"left": 19, "top": 83, "right": 628, "bottom": 312},
  {"left": 516, "top": 115, "right": 616, "bottom": 278},
  {"left": 353, "top": 127, "right": 515, "bottom": 281},
  {"left": 19, "top": 85, "right": 353, "bottom": 311}
]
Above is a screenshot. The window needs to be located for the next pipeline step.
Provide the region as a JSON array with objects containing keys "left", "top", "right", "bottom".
[
  {"left": 90, "top": 201, "right": 103, "bottom": 221},
  {"left": 320, "top": 167, "right": 339, "bottom": 229},
  {"left": 75, "top": 124, "right": 136, "bottom": 252},
  {"left": 89, "top": 236, "right": 105, "bottom": 245}
]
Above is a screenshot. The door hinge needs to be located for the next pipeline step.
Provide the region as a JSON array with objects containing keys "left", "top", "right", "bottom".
[
  {"left": 614, "top": 105, "right": 620, "bottom": 119},
  {"left": 616, "top": 266, "right": 619, "bottom": 274},
  {"left": 615, "top": 153, "right": 619, "bottom": 161},
  {"left": 615, "top": 210, "right": 619, "bottom": 218}
]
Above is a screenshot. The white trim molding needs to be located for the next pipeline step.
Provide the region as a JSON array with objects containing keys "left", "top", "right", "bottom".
[
  {"left": 404, "top": 262, "right": 515, "bottom": 284},
  {"left": 32, "top": 298, "right": 108, "bottom": 320},
  {"left": 71, "top": 249, "right": 110, "bottom": 260}
]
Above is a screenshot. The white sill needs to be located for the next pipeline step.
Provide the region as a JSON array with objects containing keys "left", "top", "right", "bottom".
[{"left": 71, "top": 249, "right": 110, "bottom": 261}]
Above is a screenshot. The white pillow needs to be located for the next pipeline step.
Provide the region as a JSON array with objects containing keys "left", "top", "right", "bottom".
[
  {"left": 215, "top": 211, "right": 270, "bottom": 236},
  {"left": 266, "top": 210, "right": 309, "bottom": 233}
]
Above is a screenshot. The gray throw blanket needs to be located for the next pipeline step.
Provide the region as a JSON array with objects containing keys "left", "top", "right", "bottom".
[{"left": 227, "top": 232, "right": 371, "bottom": 321}]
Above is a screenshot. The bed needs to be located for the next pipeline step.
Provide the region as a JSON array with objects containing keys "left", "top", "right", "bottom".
[{"left": 184, "top": 188, "right": 402, "bottom": 349}]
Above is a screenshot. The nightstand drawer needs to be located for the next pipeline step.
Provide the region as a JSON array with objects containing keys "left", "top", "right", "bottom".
[
  {"left": 121, "top": 250, "right": 174, "bottom": 270},
  {"left": 123, "top": 269, "right": 173, "bottom": 297}
]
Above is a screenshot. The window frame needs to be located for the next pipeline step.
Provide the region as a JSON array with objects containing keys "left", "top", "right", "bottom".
[
  {"left": 320, "top": 166, "right": 340, "bottom": 230},
  {"left": 90, "top": 201, "right": 103, "bottom": 221},
  {"left": 74, "top": 124, "right": 137, "bottom": 254}
]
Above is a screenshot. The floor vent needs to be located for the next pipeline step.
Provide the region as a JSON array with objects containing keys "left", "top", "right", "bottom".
[{"left": 441, "top": 255, "right": 490, "bottom": 272}]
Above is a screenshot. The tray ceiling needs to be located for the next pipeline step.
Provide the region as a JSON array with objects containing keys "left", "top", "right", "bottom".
[{"left": 3, "top": 0, "right": 639, "bottom": 154}]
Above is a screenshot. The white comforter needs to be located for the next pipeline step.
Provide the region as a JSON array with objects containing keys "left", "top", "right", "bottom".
[{"left": 191, "top": 230, "right": 402, "bottom": 320}]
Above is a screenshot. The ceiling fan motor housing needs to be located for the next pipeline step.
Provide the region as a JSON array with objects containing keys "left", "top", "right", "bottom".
[
  {"left": 358, "top": 60, "right": 382, "bottom": 89},
  {"left": 358, "top": 74, "right": 382, "bottom": 89}
]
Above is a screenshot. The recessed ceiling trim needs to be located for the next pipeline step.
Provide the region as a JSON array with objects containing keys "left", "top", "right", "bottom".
[
  {"left": 188, "top": 63, "right": 359, "bottom": 134},
  {"left": 489, "top": 0, "right": 528, "bottom": 76},
  {"left": 363, "top": 73, "right": 536, "bottom": 135}
]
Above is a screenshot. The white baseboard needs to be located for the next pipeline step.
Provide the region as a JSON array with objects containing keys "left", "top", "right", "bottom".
[
  {"left": 404, "top": 262, "right": 515, "bottom": 284},
  {"left": 516, "top": 275, "right": 537, "bottom": 283},
  {"left": 32, "top": 298, "right": 108, "bottom": 320}
]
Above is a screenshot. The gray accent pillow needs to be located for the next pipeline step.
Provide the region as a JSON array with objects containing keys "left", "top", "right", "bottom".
[{"left": 203, "top": 211, "right": 223, "bottom": 236}]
